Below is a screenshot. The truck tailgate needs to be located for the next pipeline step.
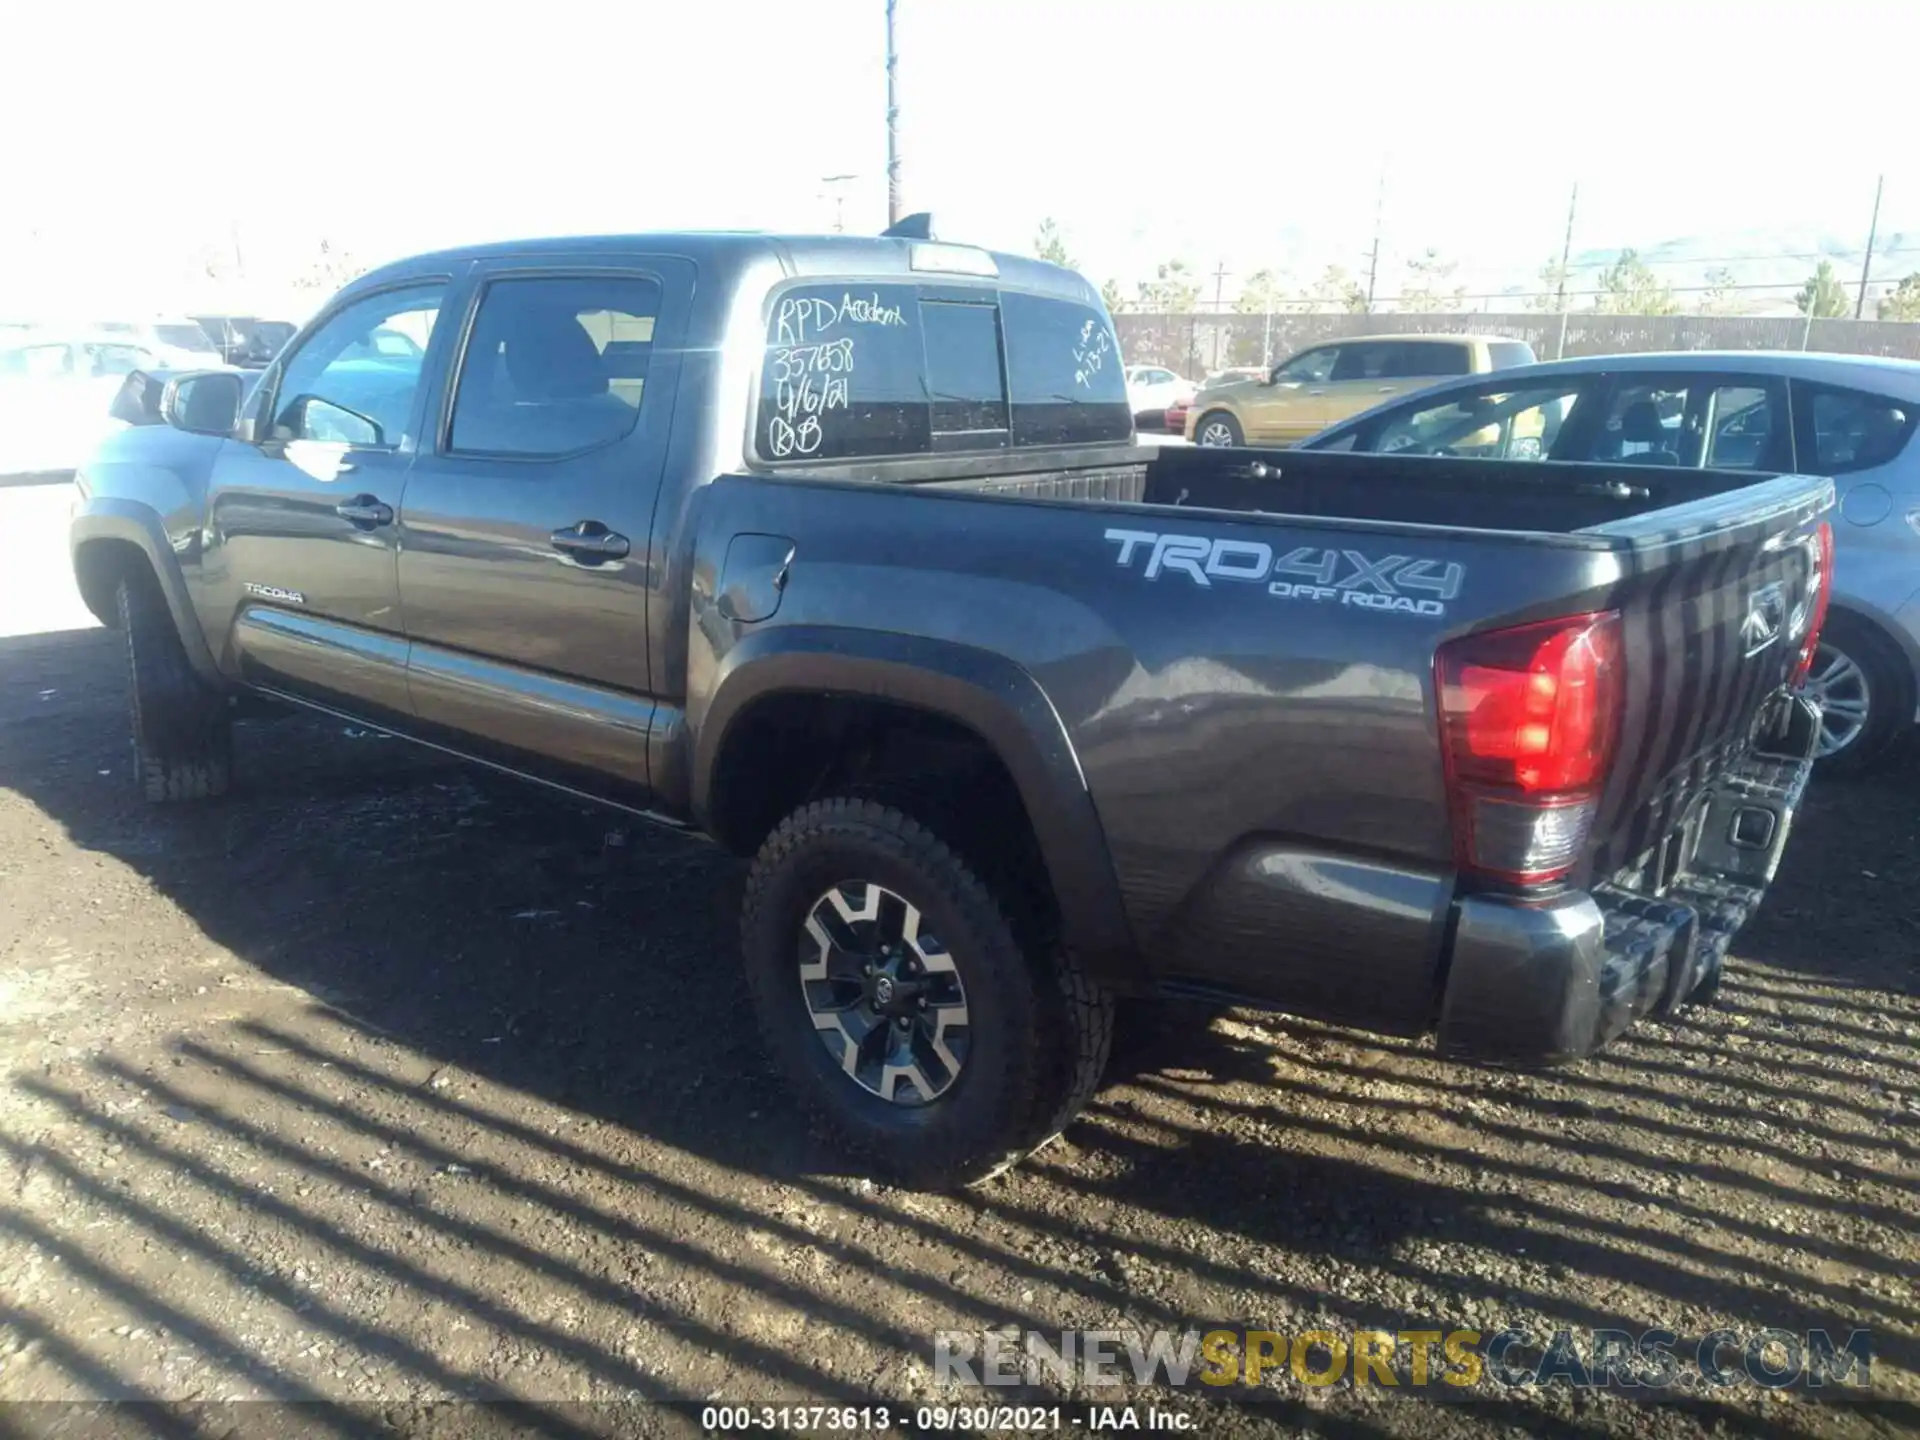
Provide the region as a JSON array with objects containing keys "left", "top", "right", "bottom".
[{"left": 1582, "top": 479, "right": 1832, "bottom": 888}]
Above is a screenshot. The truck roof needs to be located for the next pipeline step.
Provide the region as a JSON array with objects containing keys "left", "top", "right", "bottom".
[{"left": 349, "top": 232, "right": 1100, "bottom": 308}]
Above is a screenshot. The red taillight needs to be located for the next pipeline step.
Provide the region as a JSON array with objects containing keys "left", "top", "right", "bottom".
[
  {"left": 1436, "top": 611, "right": 1624, "bottom": 884},
  {"left": 1791, "top": 520, "right": 1834, "bottom": 688}
]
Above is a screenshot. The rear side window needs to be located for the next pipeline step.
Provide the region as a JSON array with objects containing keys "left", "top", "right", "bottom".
[
  {"left": 1799, "top": 385, "right": 1915, "bottom": 474},
  {"left": 756, "top": 285, "right": 1128, "bottom": 459},
  {"left": 449, "top": 275, "right": 661, "bottom": 458},
  {"left": 1381, "top": 342, "right": 1473, "bottom": 379},
  {"left": 999, "top": 292, "right": 1130, "bottom": 447}
]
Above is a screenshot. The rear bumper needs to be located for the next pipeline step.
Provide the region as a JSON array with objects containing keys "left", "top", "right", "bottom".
[{"left": 1435, "top": 694, "right": 1819, "bottom": 1065}]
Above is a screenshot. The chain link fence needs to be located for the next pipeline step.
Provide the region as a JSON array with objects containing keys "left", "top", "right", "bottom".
[{"left": 1113, "top": 311, "right": 1920, "bottom": 380}]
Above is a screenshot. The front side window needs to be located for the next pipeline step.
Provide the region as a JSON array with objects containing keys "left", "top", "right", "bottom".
[
  {"left": 448, "top": 275, "right": 660, "bottom": 458},
  {"left": 273, "top": 283, "right": 444, "bottom": 447},
  {"left": 1801, "top": 385, "right": 1915, "bottom": 474},
  {"left": 1275, "top": 347, "right": 1337, "bottom": 384},
  {"left": 1489, "top": 340, "right": 1537, "bottom": 370},
  {"left": 1364, "top": 383, "right": 1583, "bottom": 460}
]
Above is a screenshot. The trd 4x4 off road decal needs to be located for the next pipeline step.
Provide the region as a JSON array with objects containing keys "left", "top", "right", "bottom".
[{"left": 1104, "top": 528, "right": 1464, "bottom": 618}]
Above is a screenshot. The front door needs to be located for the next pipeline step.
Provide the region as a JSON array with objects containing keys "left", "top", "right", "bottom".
[
  {"left": 396, "top": 258, "right": 691, "bottom": 806},
  {"left": 1244, "top": 343, "right": 1338, "bottom": 444},
  {"left": 205, "top": 280, "right": 450, "bottom": 717}
]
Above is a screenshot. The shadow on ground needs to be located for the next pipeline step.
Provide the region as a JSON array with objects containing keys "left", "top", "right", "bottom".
[{"left": 0, "top": 626, "right": 1913, "bottom": 1437}]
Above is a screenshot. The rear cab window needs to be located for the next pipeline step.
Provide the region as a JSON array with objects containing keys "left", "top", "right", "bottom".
[{"left": 756, "top": 282, "right": 1128, "bottom": 463}]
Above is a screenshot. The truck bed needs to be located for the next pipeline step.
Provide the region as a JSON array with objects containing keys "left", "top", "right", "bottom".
[
  {"left": 700, "top": 448, "right": 1829, "bottom": 1051},
  {"left": 920, "top": 444, "right": 1790, "bottom": 538}
]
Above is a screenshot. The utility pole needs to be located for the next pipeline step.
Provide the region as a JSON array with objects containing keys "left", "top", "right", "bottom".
[
  {"left": 1856, "top": 173, "right": 1884, "bottom": 320},
  {"left": 1364, "top": 162, "right": 1386, "bottom": 310},
  {"left": 1210, "top": 260, "right": 1230, "bottom": 369},
  {"left": 885, "top": 0, "right": 902, "bottom": 226},
  {"left": 1554, "top": 181, "right": 1578, "bottom": 360},
  {"left": 820, "top": 174, "right": 858, "bottom": 232}
]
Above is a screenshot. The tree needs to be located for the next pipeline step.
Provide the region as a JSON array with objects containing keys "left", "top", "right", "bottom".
[
  {"left": 1100, "top": 278, "right": 1130, "bottom": 314},
  {"left": 1795, "top": 259, "right": 1851, "bottom": 319},
  {"left": 1696, "top": 266, "right": 1740, "bottom": 316},
  {"left": 1398, "top": 248, "right": 1467, "bottom": 312},
  {"left": 1878, "top": 272, "right": 1920, "bottom": 322},
  {"left": 1592, "top": 249, "right": 1677, "bottom": 316},
  {"left": 1298, "top": 264, "right": 1369, "bottom": 313},
  {"left": 1234, "top": 268, "right": 1292, "bottom": 314},
  {"left": 1527, "top": 256, "right": 1573, "bottom": 313},
  {"left": 295, "top": 236, "right": 366, "bottom": 295},
  {"left": 1033, "top": 217, "right": 1075, "bottom": 269},
  {"left": 1134, "top": 259, "right": 1201, "bottom": 313}
]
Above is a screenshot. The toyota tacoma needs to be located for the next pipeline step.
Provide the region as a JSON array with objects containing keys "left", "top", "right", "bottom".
[{"left": 71, "top": 230, "right": 1832, "bottom": 1188}]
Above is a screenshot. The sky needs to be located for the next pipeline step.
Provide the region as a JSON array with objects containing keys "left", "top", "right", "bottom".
[{"left": 4, "top": 0, "right": 1917, "bottom": 318}]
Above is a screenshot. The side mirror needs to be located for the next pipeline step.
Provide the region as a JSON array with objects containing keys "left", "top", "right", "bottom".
[{"left": 160, "top": 370, "right": 244, "bottom": 436}]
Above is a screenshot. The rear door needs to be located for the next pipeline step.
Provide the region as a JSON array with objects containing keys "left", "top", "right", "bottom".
[{"left": 395, "top": 255, "right": 693, "bottom": 804}]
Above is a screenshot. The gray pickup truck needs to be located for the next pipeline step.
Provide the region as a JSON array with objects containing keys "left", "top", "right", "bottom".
[{"left": 71, "top": 231, "right": 1832, "bottom": 1188}]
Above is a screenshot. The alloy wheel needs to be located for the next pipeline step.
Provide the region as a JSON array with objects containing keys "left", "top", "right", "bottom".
[
  {"left": 799, "top": 881, "right": 970, "bottom": 1105},
  {"left": 1197, "top": 420, "right": 1236, "bottom": 447},
  {"left": 1805, "top": 641, "right": 1871, "bottom": 758}
]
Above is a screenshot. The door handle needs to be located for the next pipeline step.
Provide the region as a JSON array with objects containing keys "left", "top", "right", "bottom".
[
  {"left": 1376, "top": 385, "right": 1397, "bottom": 392},
  {"left": 550, "top": 521, "right": 631, "bottom": 562},
  {"left": 1306, "top": 388, "right": 1327, "bottom": 395},
  {"left": 334, "top": 495, "right": 393, "bottom": 527}
]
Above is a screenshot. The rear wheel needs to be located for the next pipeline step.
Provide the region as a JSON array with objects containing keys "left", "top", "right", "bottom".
[
  {"left": 117, "top": 572, "right": 231, "bottom": 802},
  {"left": 739, "top": 797, "right": 1112, "bottom": 1189},
  {"left": 1193, "top": 411, "right": 1243, "bottom": 448},
  {"left": 1808, "top": 613, "right": 1912, "bottom": 776}
]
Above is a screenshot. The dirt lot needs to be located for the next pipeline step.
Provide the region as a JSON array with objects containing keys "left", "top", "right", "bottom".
[{"left": 1, "top": 483, "right": 1916, "bottom": 1438}]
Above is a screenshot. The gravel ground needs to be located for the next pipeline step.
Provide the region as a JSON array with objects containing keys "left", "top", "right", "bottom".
[{"left": 1, "top": 482, "right": 1915, "bottom": 1438}]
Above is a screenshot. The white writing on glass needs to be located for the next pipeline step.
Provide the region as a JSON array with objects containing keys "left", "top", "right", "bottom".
[
  {"left": 773, "top": 291, "right": 905, "bottom": 345},
  {"left": 767, "top": 337, "right": 854, "bottom": 457},
  {"left": 1071, "top": 319, "right": 1112, "bottom": 389}
]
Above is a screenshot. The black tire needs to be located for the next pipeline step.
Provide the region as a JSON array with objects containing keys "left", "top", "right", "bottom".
[
  {"left": 740, "top": 797, "right": 1113, "bottom": 1190},
  {"left": 1810, "top": 612, "right": 1913, "bottom": 777},
  {"left": 1193, "top": 411, "right": 1243, "bottom": 448},
  {"left": 116, "top": 572, "right": 231, "bottom": 802}
]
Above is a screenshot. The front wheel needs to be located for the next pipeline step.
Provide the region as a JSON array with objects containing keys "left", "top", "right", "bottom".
[
  {"left": 1807, "top": 613, "right": 1913, "bottom": 775},
  {"left": 739, "top": 797, "right": 1113, "bottom": 1189},
  {"left": 1193, "top": 411, "right": 1244, "bottom": 448}
]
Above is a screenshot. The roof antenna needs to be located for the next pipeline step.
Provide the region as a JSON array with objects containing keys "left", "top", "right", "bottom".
[{"left": 882, "top": 212, "right": 935, "bottom": 240}]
